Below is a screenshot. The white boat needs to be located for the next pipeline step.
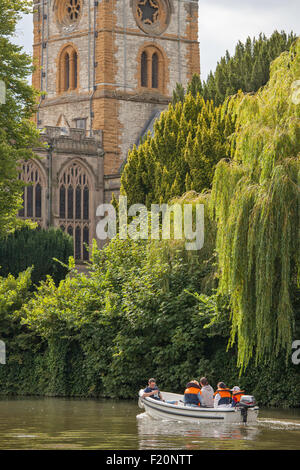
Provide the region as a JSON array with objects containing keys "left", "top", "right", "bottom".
[{"left": 138, "top": 390, "right": 259, "bottom": 424}]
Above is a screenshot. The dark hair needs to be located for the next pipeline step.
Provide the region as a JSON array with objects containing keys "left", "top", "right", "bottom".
[
  {"left": 217, "top": 382, "right": 226, "bottom": 389},
  {"left": 200, "top": 377, "right": 208, "bottom": 386}
]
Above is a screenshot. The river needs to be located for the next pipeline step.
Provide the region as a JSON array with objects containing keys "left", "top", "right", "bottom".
[{"left": 0, "top": 397, "right": 299, "bottom": 450}]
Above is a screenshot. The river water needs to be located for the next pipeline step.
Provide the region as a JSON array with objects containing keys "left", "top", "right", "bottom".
[{"left": 0, "top": 397, "right": 299, "bottom": 450}]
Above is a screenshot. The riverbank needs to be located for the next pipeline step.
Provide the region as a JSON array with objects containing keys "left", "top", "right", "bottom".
[{"left": 0, "top": 348, "right": 299, "bottom": 409}]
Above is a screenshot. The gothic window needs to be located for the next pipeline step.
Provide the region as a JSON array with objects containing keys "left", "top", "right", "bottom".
[
  {"left": 18, "top": 161, "right": 45, "bottom": 224},
  {"left": 83, "top": 226, "right": 89, "bottom": 261},
  {"left": 67, "top": 225, "right": 73, "bottom": 237},
  {"left": 152, "top": 53, "right": 158, "bottom": 88},
  {"left": 133, "top": 0, "right": 171, "bottom": 35},
  {"left": 83, "top": 186, "right": 89, "bottom": 220},
  {"left": 75, "top": 226, "right": 81, "bottom": 260},
  {"left": 137, "top": 0, "right": 159, "bottom": 26},
  {"left": 141, "top": 51, "right": 148, "bottom": 87},
  {"left": 54, "top": 0, "right": 83, "bottom": 31},
  {"left": 74, "top": 52, "right": 78, "bottom": 89},
  {"left": 59, "top": 161, "right": 91, "bottom": 260},
  {"left": 65, "top": 53, "right": 70, "bottom": 90},
  {"left": 67, "top": 0, "right": 81, "bottom": 22},
  {"left": 58, "top": 45, "right": 79, "bottom": 93},
  {"left": 139, "top": 46, "right": 164, "bottom": 91}
]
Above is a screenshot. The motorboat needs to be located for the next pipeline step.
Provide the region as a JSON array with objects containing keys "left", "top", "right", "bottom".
[{"left": 138, "top": 390, "right": 259, "bottom": 424}]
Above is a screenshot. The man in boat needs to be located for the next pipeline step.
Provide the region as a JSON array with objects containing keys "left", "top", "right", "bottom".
[
  {"left": 213, "top": 382, "right": 232, "bottom": 407},
  {"left": 183, "top": 380, "right": 203, "bottom": 407},
  {"left": 142, "top": 378, "right": 165, "bottom": 401},
  {"left": 230, "top": 386, "right": 245, "bottom": 407},
  {"left": 199, "top": 377, "right": 214, "bottom": 407}
]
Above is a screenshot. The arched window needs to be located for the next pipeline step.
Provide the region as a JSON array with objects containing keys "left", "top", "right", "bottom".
[
  {"left": 139, "top": 45, "right": 164, "bottom": 92},
  {"left": 141, "top": 51, "right": 148, "bottom": 87},
  {"left": 59, "top": 161, "right": 91, "bottom": 260},
  {"left": 65, "top": 53, "right": 70, "bottom": 90},
  {"left": 73, "top": 51, "right": 78, "bottom": 89},
  {"left": 58, "top": 45, "right": 79, "bottom": 93},
  {"left": 152, "top": 53, "right": 158, "bottom": 89},
  {"left": 18, "top": 161, "right": 45, "bottom": 226}
]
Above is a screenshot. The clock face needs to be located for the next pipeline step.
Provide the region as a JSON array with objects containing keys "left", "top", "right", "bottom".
[
  {"left": 54, "top": 0, "right": 83, "bottom": 32},
  {"left": 133, "top": 0, "right": 171, "bottom": 35}
]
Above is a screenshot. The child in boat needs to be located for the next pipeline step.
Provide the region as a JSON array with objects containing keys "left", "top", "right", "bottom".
[
  {"left": 213, "top": 382, "right": 232, "bottom": 407},
  {"left": 230, "top": 386, "right": 245, "bottom": 407},
  {"left": 184, "top": 380, "right": 203, "bottom": 407}
]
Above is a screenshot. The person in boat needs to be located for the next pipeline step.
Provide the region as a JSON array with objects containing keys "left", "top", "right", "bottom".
[
  {"left": 213, "top": 382, "right": 232, "bottom": 407},
  {"left": 142, "top": 378, "right": 165, "bottom": 401},
  {"left": 230, "top": 386, "right": 245, "bottom": 407},
  {"left": 142, "top": 379, "right": 178, "bottom": 405},
  {"left": 184, "top": 380, "right": 203, "bottom": 407},
  {"left": 199, "top": 377, "right": 214, "bottom": 407}
]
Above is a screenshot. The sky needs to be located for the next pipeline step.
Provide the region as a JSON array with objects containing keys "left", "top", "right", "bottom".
[{"left": 14, "top": 0, "right": 300, "bottom": 81}]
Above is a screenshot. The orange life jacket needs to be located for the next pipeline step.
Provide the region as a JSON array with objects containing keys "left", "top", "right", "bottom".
[
  {"left": 184, "top": 386, "right": 202, "bottom": 406},
  {"left": 213, "top": 388, "right": 231, "bottom": 398},
  {"left": 213, "top": 388, "right": 232, "bottom": 405},
  {"left": 232, "top": 391, "right": 245, "bottom": 403}
]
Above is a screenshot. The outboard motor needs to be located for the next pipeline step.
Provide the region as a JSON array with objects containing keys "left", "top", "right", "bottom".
[{"left": 236, "top": 395, "right": 256, "bottom": 423}]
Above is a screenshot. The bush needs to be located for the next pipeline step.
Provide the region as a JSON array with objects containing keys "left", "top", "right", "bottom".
[{"left": 0, "top": 226, "right": 73, "bottom": 286}]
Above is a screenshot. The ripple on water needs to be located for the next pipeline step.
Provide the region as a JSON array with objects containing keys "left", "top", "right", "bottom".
[{"left": 258, "top": 418, "right": 300, "bottom": 431}]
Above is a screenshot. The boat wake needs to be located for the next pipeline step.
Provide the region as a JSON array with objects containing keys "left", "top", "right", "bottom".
[{"left": 258, "top": 418, "right": 300, "bottom": 430}]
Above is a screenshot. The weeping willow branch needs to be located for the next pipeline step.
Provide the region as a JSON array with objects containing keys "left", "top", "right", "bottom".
[{"left": 210, "top": 37, "right": 300, "bottom": 371}]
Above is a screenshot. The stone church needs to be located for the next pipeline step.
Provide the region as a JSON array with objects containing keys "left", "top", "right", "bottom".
[{"left": 19, "top": 0, "right": 200, "bottom": 260}]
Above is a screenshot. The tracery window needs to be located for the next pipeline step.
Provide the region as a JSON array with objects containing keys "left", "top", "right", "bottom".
[
  {"left": 58, "top": 45, "right": 78, "bottom": 93},
  {"left": 54, "top": 0, "right": 83, "bottom": 30},
  {"left": 137, "top": 0, "right": 159, "bottom": 25},
  {"left": 133, "top": 0, "right": 171, "bottom": 35},
  {"left": 18, "top": 161, "right": 45, "bottom": 225},
  {"left": 140, "top": 46, "right": 164, "bottom": 91},
  {"left": 59, "top": 161, "right": 90, "bottom": 260}
]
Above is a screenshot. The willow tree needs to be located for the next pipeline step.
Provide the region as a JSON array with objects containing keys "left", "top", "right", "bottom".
[{"left": 210, "top": 38, "right": 300, "bottom": 370}]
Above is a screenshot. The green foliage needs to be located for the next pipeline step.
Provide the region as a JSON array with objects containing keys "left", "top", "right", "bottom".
[
  {"left": 121, "top": 94, "right": 235, "bottom": 207},
  {"left": 202, "top": 31, "right": 296, "bottom": 106},
  {"left": 121, "top": 31, "right": 294, "bottom": 209},
  {"left": 0, "top": 227, "right": 73, "bottom": 285},
  {"left": 0, "top": 0, "right": 41, "bottom": 236},
  {"left": 0, "top": 26, "right": 299, "bottom": 407},
  {"left": 0, "top": 233, "right": 299, "bottom": 406},
  {"left": 210, "top": 37, "right": 300, "bottom": 370}
]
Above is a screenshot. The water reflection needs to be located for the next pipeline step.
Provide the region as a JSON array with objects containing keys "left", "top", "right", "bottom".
[
  {"left": 136, "top": 412, "right": 260, "bottom": 450},
  {"left": 0, "top": 397, "right": 299, "bottom": 450}
]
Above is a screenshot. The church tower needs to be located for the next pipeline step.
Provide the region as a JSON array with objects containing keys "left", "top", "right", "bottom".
[
  {"left": 32, "top": 0, "right": 200, "bottom": 186},
  {"left": 25, "top": 0, "right": 199, "bottom": 260}
]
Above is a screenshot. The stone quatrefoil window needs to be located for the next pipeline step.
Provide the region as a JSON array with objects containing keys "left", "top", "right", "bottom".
[
  {"left": 133, "top": 0, "right": 170, "bottom": 35},
  {"left": 59, "top": 162, "right": 90, "bottom": 260},
  {"left": 55, "top": 0, "right": 82, "bottom": 30}
]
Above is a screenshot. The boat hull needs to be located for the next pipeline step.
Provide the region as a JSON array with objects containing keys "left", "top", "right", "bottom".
[{"left": 138, "top": 391, "right": 259, "bottom": 424}]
